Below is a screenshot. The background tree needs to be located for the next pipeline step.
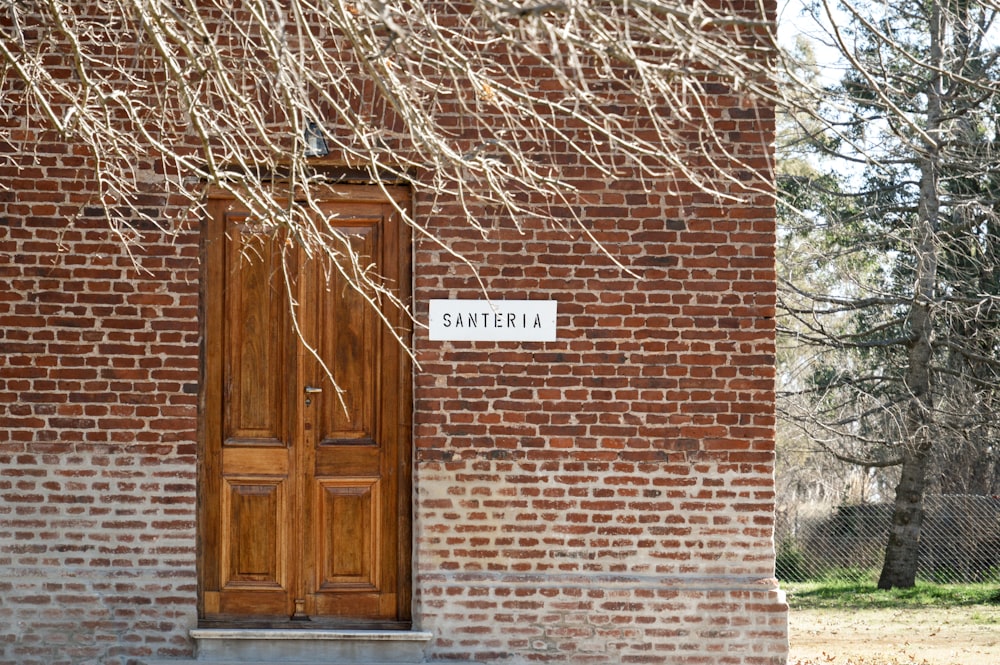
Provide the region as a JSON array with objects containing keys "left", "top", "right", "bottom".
[{"left": 777, "top": 0, "right": 1000, "bottom": 588}]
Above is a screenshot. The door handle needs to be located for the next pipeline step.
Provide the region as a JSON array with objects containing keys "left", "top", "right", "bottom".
[{"left": 304, "top": 385, "right": 322, "bottom": 407}]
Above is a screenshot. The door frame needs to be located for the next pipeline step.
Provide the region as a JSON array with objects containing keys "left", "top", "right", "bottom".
[{"left": 196, "top": 184, "right": 413, "bottom": 628}]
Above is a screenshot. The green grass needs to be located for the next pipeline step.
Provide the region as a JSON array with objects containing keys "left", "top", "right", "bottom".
[{"left": 783, "top": 580, "right": 1000, "bottom": 610}]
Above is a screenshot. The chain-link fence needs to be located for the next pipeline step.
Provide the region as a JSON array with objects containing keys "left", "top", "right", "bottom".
[{"left": 776, "top": 494, "right": 1000, "bottom": 583}]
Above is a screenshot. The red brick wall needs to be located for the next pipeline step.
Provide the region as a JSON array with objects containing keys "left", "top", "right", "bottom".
[
  {"left": 0, "top": 144, "right": 201, "bottom": 664},
  {"left": 1, "top": 4, "right": 785, "bottom": 665},
  {"left": 0, "top": 163, "right": 785, "bottom": 665},
  {"left": 411, "top": 158, "right": 784, "bottom": 663}
]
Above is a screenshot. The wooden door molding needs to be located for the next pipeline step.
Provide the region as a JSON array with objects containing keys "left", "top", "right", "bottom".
[{"left": 198, "top": 187, "right": 412, "bottom": 629}]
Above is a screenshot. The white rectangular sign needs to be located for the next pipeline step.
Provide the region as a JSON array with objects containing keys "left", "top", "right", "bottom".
[{"left": 428, "top": 299, "right": 558, "bottom": 342}]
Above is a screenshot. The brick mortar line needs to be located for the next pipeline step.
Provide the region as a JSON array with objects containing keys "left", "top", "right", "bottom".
[{"left": 416, "top": 571, "right": 782, "bottom": 592}]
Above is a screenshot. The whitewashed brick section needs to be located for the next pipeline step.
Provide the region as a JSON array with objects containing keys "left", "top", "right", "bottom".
[{"left": 413, "top": 462, "right": 786, "bottom": 664}]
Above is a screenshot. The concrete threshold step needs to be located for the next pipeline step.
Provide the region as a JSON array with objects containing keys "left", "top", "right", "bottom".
[
  {"left": 185, "top": 628, "right": 440, "bottom": 664},
  {"left": 142, "top": 662, "right": 486, "bottom": 665},
  {"left": 137, "top": 627, "right": 482, "bottom": 664},
  {"left": 142, "top": 661, "right": 483, "bottom": 665}
]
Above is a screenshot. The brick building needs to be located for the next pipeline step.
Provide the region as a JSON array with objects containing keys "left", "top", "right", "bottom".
[{"left": 1, "top": 2, "right": 787, "bottom": 664}]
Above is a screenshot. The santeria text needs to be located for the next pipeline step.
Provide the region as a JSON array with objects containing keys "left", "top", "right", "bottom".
[{"left": 440, "top": 311, "right": 544, "bottom": 330}]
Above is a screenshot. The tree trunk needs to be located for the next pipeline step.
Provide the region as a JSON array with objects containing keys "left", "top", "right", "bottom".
[
  {"left": 879, "top": 275, "right": 936, "bottom": 590},
  {"left": 878, "top": 446, "right": 931, "bottom": 589},
  {"left": 877, "top": 1, "right": 944, "bottom": 591},
  {"left": 878, "top": 166, "right": 938, "bottom": 589}
]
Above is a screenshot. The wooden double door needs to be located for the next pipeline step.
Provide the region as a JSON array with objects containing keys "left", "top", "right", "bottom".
[{"left": 199, "top": 187, "right": 412, "bottom": 628}]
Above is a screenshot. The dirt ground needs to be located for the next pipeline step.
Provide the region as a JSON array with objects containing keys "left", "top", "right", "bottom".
[{"left": 788, "top": 605, "right": 1000, "bottom": 665}]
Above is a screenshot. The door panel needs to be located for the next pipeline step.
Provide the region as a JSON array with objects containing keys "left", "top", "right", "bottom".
[
  {"left": 200, "top": 187, "right": 411, "bottom": 628},
  {"left": 315, "top": 478, "right": 380, "bottom": 589},
  {"left": 223, "top": 218, "right": 289, "bottom": 446},
  {"left": 221, "top": 477, "right": 288, "bottom": 588},
  {"left": 314, "top": 222, "right": 379, "bottom": 444}
]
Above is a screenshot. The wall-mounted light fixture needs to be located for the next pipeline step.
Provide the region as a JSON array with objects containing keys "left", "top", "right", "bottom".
[{"left": 304, "top": 121, "right": 329, "bottom": 158}]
